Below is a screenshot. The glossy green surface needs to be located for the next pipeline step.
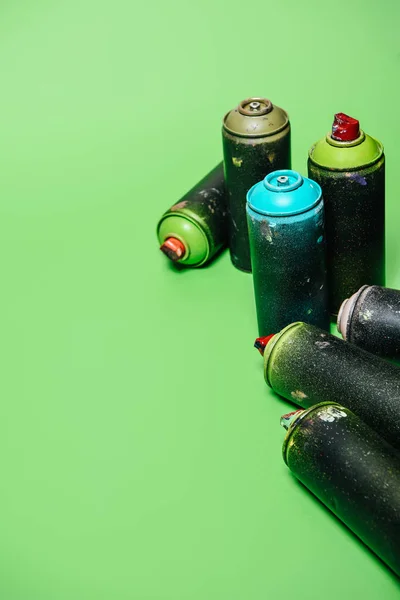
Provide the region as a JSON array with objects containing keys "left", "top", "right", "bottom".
[
  {"left": 309, "top": 132, "right": 384, "bottom": 170},
  {"left": 157, "top": 214, "right": 208, "bottom": 265},
  {"left": 0, "top": 1, "right": 399, "bottom": 598}
]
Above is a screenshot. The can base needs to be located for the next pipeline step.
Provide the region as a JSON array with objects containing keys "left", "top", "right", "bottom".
[{"left": 229, "top": 256, "right": 252, "bottom": 273}]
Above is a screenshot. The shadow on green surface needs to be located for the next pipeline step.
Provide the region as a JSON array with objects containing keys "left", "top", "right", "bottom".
[{"left": 291, "top": 475, "right": 400, "bottom": 584}]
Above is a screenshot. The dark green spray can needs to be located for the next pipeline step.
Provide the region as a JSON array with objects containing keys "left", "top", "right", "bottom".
[
  {"left": 338, "top": 285, "right": 400, "bottom": 361},
  {"left": 246, "top": 170, "right": 329, "bottom": 336},
  {"left": 257, "top": 321, "right": 400, "bottom": 450},
  {"left": 222, "top": 98, "right": 291, "bottom": 272},
  {"left": 308, "top": 113, "right": 385, "bottom": 315},
  {"left": 157, "top": 163, "right": 227, "bottom": 267},
  {"left": 281, "top": 402, "right": 400, "bottom": 577}
]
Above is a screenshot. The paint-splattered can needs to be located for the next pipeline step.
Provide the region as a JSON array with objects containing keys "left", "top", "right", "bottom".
[
  {"left": 338, "top": 285, "right": 400, "bottom": 361},
  {"left": 281, "top": 402, "right": 400, "bottom": 577},
  {"left": 308, "top": 113, "right": 385, "bottom": 315},
  {"left": 246, "top": 170, "right": 328, "bottom": 336},
  {"left": 258, "top": 321, "right": 400, "bottom": 449},
  {"left": 157, "top": 163, "right": 227, "bottom": 267},
  {"left": 222, "top": 98, "right": 291, "bottom": 272}
]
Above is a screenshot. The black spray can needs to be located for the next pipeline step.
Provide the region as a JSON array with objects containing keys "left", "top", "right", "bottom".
[
  {"left": 246, "top": 170, "right": 329, "bottom": 336},
  {"left": 308, "top": 113, "right": 385, "bottom": 315},
  {"left": 222, "top": 97, "right": 291, "bottom": 272},
  {"left": 338, "top": 285, "right": 400, "bottom": 361},
  {"left": 258, "top": 321, "right": 400, "bottom": 449},
  {"left": 281, "top": 402, "right": 400, "bottom": 577},
  {"left": 157, "top": 163, "right": 227, "bottom": 267}
]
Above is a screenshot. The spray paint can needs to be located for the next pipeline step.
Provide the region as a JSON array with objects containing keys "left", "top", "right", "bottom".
[
  {"left": 222, "top": 97, "right": 291, "bottom": 272},
  {"left": 246, "top": 170, "right": 329, "bottom": 336},
  {"left": 338, "top": 285, "right": 400, "bottom": 361},
  {"left": 308, "top": 113, "right": 385, "bottom": 315},
  {"left": 256, "top": 321, "right": 400, "bottom": 450},
  {"left": 281, "top": 402, "right": 400, "bottom": 577},
  {"left": 157, "top": 163, "right": 227, "bottom": 267}
]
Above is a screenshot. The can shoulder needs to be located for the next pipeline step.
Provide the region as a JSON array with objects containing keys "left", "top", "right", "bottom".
[
  {"left": 308, "top": 133, "right": 384, "bottom": 171},
  {"left": 222, "top": 104, "right": 290, "bottom": 139}
]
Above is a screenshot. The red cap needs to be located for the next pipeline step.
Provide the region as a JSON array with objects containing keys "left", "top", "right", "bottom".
[
  {"left": 254, "top": 334, "right": 275, "bottom": 356},
  {"left": 331, "top": 113, "right": 360, "bottom": 142},
  {"left": 160, "top": 237, "right": 186, "bottom": 261}
]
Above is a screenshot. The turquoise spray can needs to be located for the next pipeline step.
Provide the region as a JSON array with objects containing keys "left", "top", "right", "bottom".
[{"left": 246, "top": 170, "right": 329, "bottom": 336}]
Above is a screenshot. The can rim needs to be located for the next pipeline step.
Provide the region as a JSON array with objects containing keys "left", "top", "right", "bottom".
[
  {"left": 222, "top": 110, "right": 290, "bottom": 138},
  {"left": 238, "top": 97, "right": 273, "bottom": 116},
  {"left": 157, "top": 210, "right": 211, "bottom": 266},
  {"left": 263, "top": 322, "right": 303, "bottom": 387},
  {"left": 282, "top": 402, "right": 343, "bottom": 465},
  {"left": 337, "top": 285, "right": 370, "bottom": 340},
  {"left": 247, "top": 179, "right": 322, "bottom": 218},
  {"left": 327, "top": 131, "right": 365, "bottom": 148},
  {"left": 308, "top": 133, "right": 384, "bottom": 171}
]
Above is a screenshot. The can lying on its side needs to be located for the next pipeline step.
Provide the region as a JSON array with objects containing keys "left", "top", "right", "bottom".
[
  {"left": 281, "top": 402, "right": 400, "bottom": 577},
  {"left": 338, "top": 284, "right": 400, "bottom": 361},
  {"left": 157, "top": 163, "right": 227, "bottom": 267},
  {"left": 256, "top": 321, "right": 400, "bottom": 450}
]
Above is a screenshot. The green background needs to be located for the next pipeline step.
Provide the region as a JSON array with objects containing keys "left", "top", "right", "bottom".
[{"left": 0, "top": 0, "right": 398, "bottom": 597}]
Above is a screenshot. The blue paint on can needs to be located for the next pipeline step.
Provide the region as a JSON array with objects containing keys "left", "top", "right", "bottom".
[{"left": 246, "top": 169, "right": 329, "bottom": 336}]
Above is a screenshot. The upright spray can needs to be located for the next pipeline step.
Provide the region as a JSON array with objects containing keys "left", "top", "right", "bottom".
[
  {"left": 246, "top": 170, "right": 328, "bottom": 336},
  {"left": 222, "top": 97, "right": 291, "bottom": 272},
  {"left": 308, "top": 113, "right": 385, "bottom": 315},
  {"left": 157, "top": 163, "right": 227, "bottom": 267},
  {"left": 256, "top": 321, "right": 400, "bottom": 450},
  {"left": 338, "top": 284, "right": 400, "bottom": 361},
  {"left": 281, "top": 402, "right": 400, "bottom": 577}
]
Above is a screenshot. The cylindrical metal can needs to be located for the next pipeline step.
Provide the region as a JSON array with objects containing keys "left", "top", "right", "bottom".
[
  {"left": 157, "top": 163, "right": 227, "bottom": 267},
  {"left": 308, "top": 113, "right": 385, "bottom": 315},
  {"left": 281, "top": 402, "right": 400, "bottom": 577},
  {"left": 260, "top": 321, "right": 400, "bottom": 449},
  {"left": 246, "top": 170, "right": 329, "bottom": 336},
  {"left": 338, "top": 284, "right": 400, "bottom": 361},
  {"left": 222, "top": 97, "right": 291, "bottom": 272}
]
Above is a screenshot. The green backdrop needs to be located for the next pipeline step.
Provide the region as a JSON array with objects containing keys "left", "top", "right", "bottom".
[{"left": 0, "top": 0, "right": 399, "bottom": 597}]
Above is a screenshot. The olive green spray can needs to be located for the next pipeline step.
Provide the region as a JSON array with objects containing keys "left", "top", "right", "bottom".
[
  {"left": 281, "top": 402, "right": 400, "bottom": 577},
  {"left": 308, "top": 113, "right": 385, "bottom": 315},
  {"left": 157, "top": 163, "right": 227, "bottom": 267},
  {"left": 222, "top": 98, "right": 291, "bottom": 272},
  {"left": 256, "top": 321, "right": 400, "bottom": 450}
]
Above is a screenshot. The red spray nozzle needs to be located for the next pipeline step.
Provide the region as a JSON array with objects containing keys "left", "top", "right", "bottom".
[
  {"left": 332, "top": 113, "right": 360, "bottom": 142},
  {"left": 254, "top": 334, "right": 275, "bottom": 356},
  {"left": 160, "top": 237, "right": 186, "bottom": 261}
]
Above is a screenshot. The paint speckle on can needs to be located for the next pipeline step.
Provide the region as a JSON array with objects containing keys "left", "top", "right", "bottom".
[
  {"left": 315, "top": 340, "right": 330, "bottom": 348},
  {"left": 291, "top": 390, "right": 308, "bottom": 401},
  {"left": 360, "top": 308, "right": 373, "bottom": 321},
  {"left": 347, "top": 173, "right": 368, "bottom": 186},
  {"left": 171, "top": 200, "right": 189, "bottom": 211}
]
